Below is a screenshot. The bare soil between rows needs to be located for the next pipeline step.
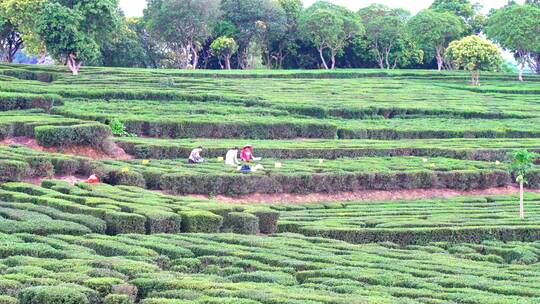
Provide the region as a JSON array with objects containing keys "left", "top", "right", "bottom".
[
  {"left": 203, "top": 186, "right": 540, "bottom": 205},
  {"left": 0, "top": 136, "right": 132, "bottom": 160}
]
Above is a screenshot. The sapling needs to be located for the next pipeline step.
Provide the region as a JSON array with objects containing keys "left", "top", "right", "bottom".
[{"left": 510, "top": 149, "right": 537, "bottom": 219}]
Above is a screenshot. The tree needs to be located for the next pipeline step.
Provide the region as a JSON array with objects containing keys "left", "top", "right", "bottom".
[
  {"left": 254, "top": 4, "right": 286, "bottom": 69},
  {"left": 99, "top": 19, "right": 148, "bottom": 68},
  {"left": 485, "top": 4, "right": 540, "bottom": 81},
  {"left": 145, "top": 0, "right": 220, "bottom": 69},
  {"left": 0, "top": 9, "right": 22, "bottom": 62},
  {"left": 299, "top": 1, "right": 363, "bottom": 69},
  {"left": 126, "top": 17, "right": 164, "bottom": 68},
  {"left": 221, "top": 0, "right": 285, "bottom": 69},
  {"left": 35, "top": 0, "right": 121, "bottom": 75},
  {"left": 445, "top": 35, "right": 503, "bottom": 85},
  {"left": 510, "top": 150, "right": 537, "bottom": 219},
  {"left": 430, "top": 0, "right": 484, "bottom": 34},
  {"left": 210, "top": 36, "right": 238, "bottom": 69},
  {"left": 273, "top": 0, "right": 302, "bottom": 69},
  {"left": 408, "top": 9, "right": 464, "bottom": 71},
  {"left": 358, "top": 4, "right": 412, "bottom": 70}
]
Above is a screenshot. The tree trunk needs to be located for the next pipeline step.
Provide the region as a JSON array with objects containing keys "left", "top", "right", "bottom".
[
  {"left": 518, "top": 63, "right": 524, "bottom": 82},
  {"left": 520, "top": 180, "right": 524, "bottom": 219},
  {"left": 471, "top": 71, "right": 480, "bottom": 86},
  {"left": 192, "top": 46, "right": 199, "bottom": 69},
  {"left": 225, "top": 55, "right": 231, "bottom": 70},
  {"left": 330, "top": 50, "right": 336, "bottom": 69},
  {"left": 436, "top": 47, "right": 444, "bottom": 72},
  {"left": 67, "top": 53, "right": 82, "bottom": 76},
  {"left": 318, "top": 47, "right": 329, "bottom": 70}
]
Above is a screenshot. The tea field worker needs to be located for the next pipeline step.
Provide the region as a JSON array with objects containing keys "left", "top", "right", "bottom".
[
  {"left": 225, "top": 147, "right": 240, "bottom": 166},
  {"left": 188, "top": 146, "right": 205, "bottom": 164},
  {"left": 87, "top": 174, "right": 100, "bottom": 184},
  {"left": 241, "top": 145, "right": 262, "bottom": 162}
]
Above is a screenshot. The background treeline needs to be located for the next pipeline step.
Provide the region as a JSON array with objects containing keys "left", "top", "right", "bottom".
[{"left": 0, "top": 0, "right": 539, "bottom": 73}]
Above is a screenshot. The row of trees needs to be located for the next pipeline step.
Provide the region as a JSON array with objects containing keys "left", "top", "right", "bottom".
[{"left": 0, "top": 0, "right": 538, "bottom": 78}]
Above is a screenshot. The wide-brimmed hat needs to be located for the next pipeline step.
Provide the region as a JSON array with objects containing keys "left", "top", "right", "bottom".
[{"left": 243, "top": 144, "right": 253, "bottom": 148}]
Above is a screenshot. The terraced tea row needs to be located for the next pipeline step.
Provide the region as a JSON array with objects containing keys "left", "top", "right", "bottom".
[
  {"left": 0, "top": 110, "right": 111, "bottom": 147},
  {"left": 2, "top": 232, "right": 540, "bottom": 304},
  {"left": 0, "top": 181, "right": 278, "bottom": 236},
  {"left": 2, "top": 65, "right": 540, "bottom": 141},
  {"left": 277, "top": 194, "right": 540, "bottom": 245},
  {"left": 49, "top": 99, "right": 540, "bottom": 139},
  {"left": 115, "top": 137, "right": 540, "bottom": 160},
  {"left": 2, "top": 144, "right": 528, "bottom": 195},
  {"left": 1, "top": 177, "right": 539, "bottom": 245}
]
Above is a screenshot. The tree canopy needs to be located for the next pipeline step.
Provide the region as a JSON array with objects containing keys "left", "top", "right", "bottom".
[
  {"left": 485, "top": 3, "right": 540, "bottom": 81},
  {"left": 446, "top": 35, "right": 503, "bottom": 85},
  {"left": 0, "top": 0, "right": 537, "bottom": 79},
  {"left": 35, "top": 0, "right": 120, "bottom": 74},
  {"left": 145, "top": 0, "right": 220, "bottom": 69},
  {"left": 408, "top": 9, "right": 464, "bottom": 71},
  {"left": 299, "top": 1, "right": 363, "bottom": 69}
]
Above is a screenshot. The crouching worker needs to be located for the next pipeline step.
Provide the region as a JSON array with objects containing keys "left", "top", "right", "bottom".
[
  {"left": 241, "top": 145, "right": 261, "bottom": 162},
  {"left": 225, "top": 147, "right": 240, "bottom": 166},
  {"left": 188, "top": 146, "right": 205, "bottom": 164}
]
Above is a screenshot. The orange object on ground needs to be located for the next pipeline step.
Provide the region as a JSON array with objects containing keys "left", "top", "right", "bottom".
[{"left": 87, "top": 174, "right": 100, "bottom": 184}]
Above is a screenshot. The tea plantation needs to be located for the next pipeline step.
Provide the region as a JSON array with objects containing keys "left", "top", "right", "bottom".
[{"left": 1, "top": 64, "right": 540, "bottom": 303}]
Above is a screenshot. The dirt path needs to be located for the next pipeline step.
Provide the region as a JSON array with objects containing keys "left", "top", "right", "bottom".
[
  {"left": 201, "top": 186, "right": 540, "bottom": 205},
  {"left": 0, "top": 136, "right": 132, "bottom": 160}
]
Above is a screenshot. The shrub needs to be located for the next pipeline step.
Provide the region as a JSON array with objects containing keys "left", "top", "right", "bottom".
[
  {"left": 106, "top": 170, "right": 146, "bottom": 188},
  {"left": 25, "top": 157, "right": 54, "bottom": 178},
  {"left": 34, "top": 123, "right": 111, "bottom": 147},
  {"left": 19, "top": 285, "right": 96, "bottom": 304},
  {"left": 180, "top": 211, "right": 223, "bottom": 233},
  {"left": 0, "top": 160, "right": 28, "bottom": 182},
  {"left": 144, "top": 212, "right": 183, "bottom": 234},
  {"left": 83, "top": 277, "right": 124, "bottom": 297},
  {"left": 0, "top": 93, "right": 62, "bottom": 112},
  {"left": 104, "top": 294, "right": 133, "bottom": 304},
  {"left": 104, "top": 211, "right": 146, "bottom": 235},
  {"left": 247, "top": 209, "right": 279, "bottom": 234},
  {"left": 222, "top": 212, "right": 260, "bottom": 234}
]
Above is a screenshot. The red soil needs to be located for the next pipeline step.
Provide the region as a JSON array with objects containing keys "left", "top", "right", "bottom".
[
  {"left": 23, "top": 175, "right": 87, "bottom": 185},
  {"left": 202, "top": 185, "right": 540, "bottom": 205},
  {"left": 0, "top": 136, "right": 132, "bottom": 160}
]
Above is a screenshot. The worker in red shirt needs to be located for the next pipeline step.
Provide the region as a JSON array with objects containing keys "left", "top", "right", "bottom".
[{"left": 240, "top": 145, "right": 261, "bottom": 162}]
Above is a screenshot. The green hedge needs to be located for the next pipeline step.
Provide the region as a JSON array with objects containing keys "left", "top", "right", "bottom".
[
  {"left": 248, "top": 209, "right": 280, "bottom": 234},
  {"left": 0, "top": 93, "right": 62, "bottom": 112},
  {"left": 338, "top": 128, "right": 540, "bottom": 140},
  {"left": 180, "top": 211, "right": 223, "bottom": 233},
  {"left": 123, "top": 120, "right": 337, "bottom": 140},
  {"left": 161, "top": 170, "right": 511, "bottom": 196},
  {"left": 222, "top": 212, "right": 259, "bottom": 234},
  {"left": 116, "top": 141, "right": 522, "bottom": 162},
  {"left": 34, "top": 123, "right": 111, "bottom": 147},
  {"left": 0, "top": 160, "right": 28, "bottom": 182},
  {"left": 295, "top": 226, "right": 540, "bottom": 246},
  {"left": 104, "top": 212, "right": 146, "bottom": 235},
  {"left": 19, "top": 285, "right": 98, "bottom": 304}
]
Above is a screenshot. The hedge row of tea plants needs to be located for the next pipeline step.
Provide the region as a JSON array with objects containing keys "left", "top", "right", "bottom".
[
  {"left": 2, "top": 231, "right": 540, "bottom": 303},
  {"left": 0, "top": 110, "right": 110, "bottom": 147},
  {"left": 277, "top": 193, "right": 540, "bottom": 245},
  {"left": 3, "top": 144, "right": 539, "bottom": 196},
  {"left": 0, "top": 181, "right": 278, "bottom": 235},
  {"left": 114, "top": 137, "right": 540, "bottom": 161},
  {"left": 0, "top": 92, "right": 62, "bottom": 112}
]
